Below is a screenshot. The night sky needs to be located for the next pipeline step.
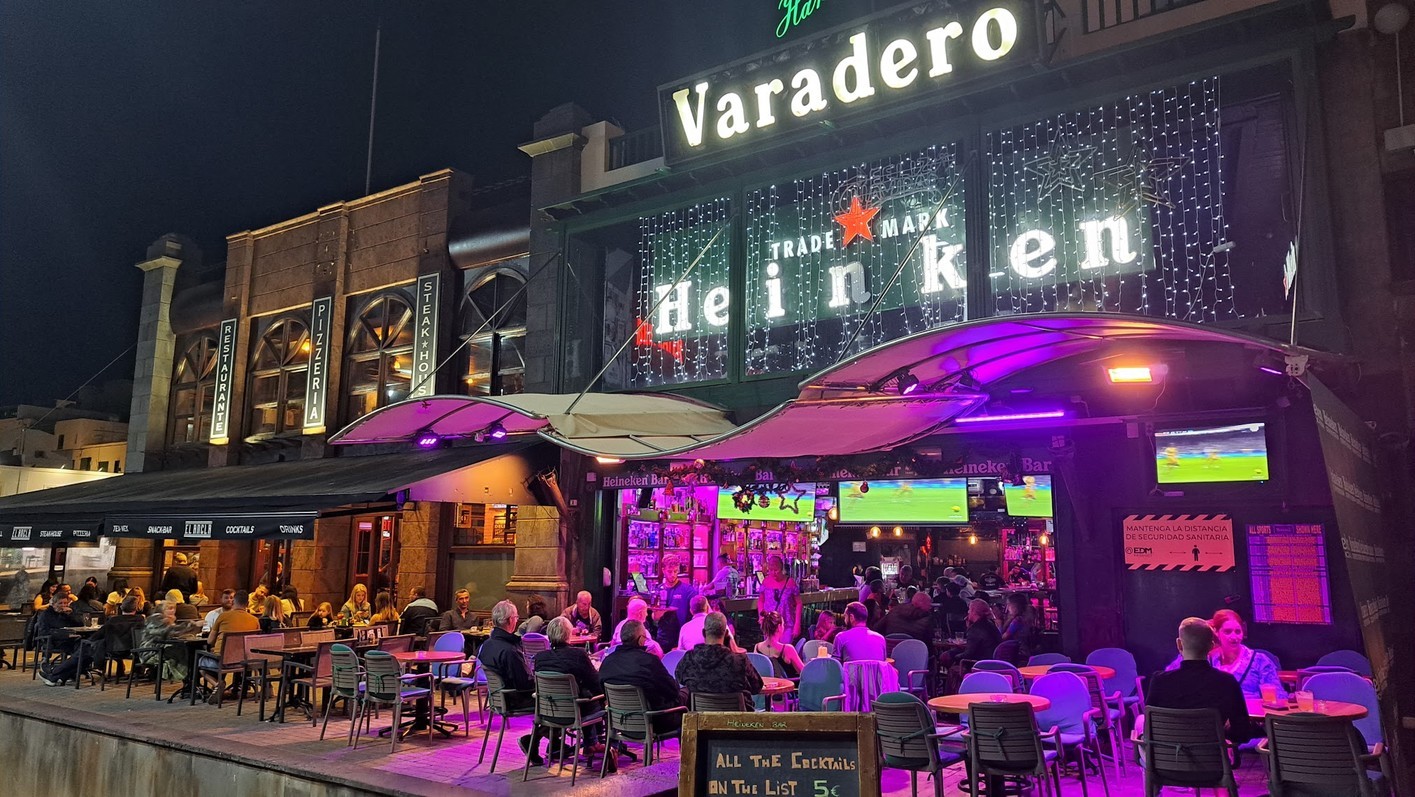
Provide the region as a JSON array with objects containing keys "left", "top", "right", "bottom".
[{"left": 0, "top": 1, "right": 877, "bottom": 410}]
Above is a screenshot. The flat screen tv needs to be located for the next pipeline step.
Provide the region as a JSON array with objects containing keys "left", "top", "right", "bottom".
[
  {"left": 717, "top": 483, "right": 817, "bottom": 522},
  {"left": 1002, "top": 475, "right": 1055, "bottom": 518},
  {"left": 1154, "top": 422, "right": 1270, "bottom": 484},
  {"left": 838, "top": 478, "right": 968, "bottom": 523}
]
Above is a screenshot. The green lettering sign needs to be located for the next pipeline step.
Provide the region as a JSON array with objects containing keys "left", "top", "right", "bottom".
[{"left": 776, "top": 0, "right": 824, "bottom": 38}]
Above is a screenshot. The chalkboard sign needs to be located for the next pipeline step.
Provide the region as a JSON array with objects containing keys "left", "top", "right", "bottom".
[{"left": 680, "top": 712, "right": 880, "bottom": 797}]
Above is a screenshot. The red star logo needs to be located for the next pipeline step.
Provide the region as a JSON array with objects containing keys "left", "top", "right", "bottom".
[{"left": 833, "top": 195, "right": 879, "bottom": 247}]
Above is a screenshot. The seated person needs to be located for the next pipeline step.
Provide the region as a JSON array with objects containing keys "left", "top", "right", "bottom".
[
  {"left": 41, "top": 595, "right": 146, "bottom": 686},
  {"left": 560, "top": 590, "right": 604, "bottom": 639},
  {"left": 517, "top": 594, "right": 550, "bottom": 636},
  {"left": 598, "top": 619, "right": 682, "bottom": 750},
  {"left": 834, "top": 601, "right": 886, "bottom": 663},
  {"left": 439, "top": 588, "right": 476, "bottom": 631},
  {"left": 533, "top": 617, "right": 618, "bottom": 768},
  {"left": 399, "top": 586, "right": 440, "bottom": 636},
  {"left": 280, "top": 587, "right": 303, "bottom": 617},
  {"left": 754, "top": 611, "right": 805, "bottom": 678},
  {"left": 810, "top": 610, "right": 839, "bottom": 643},
  {"left": 881, "top": 591, "right": 935, "bottom": 644},
  {"left": 1146, "top": 617, "right": 1255, "bottom": 745},
  {"left": 941, "top": 599, "right": 1002, "bottom": 668},
  {"left": 369, "top": 590, "right": 400, "bottom": 625},
  {"left": 937, "top": 582, "right": 969, "bottom": 636},
  {"left": 862, "top": 580, "right": 889, "bottom": 631},
  {"left": 676, "top": 594, "right": 711, "bottom": 650},
  {"left": 307, "top": 602, "right": 334, "bottom": 630},
  {"left": 978, "top": 567, "right": 1004, "bottom": 591},
  {"left": 478, "top": 600, "right": 552, "bottom": 767},
  {"left": 676, "top": 612, "right": 763, "bottom": 707},
  {"left": 611, "top": 597, "right": 664, "bottom": 657},
  {"left": 198, "top": 590, "right": 260, "bottom": 699},
  {"left": 35, "top": 593, "right": 84, "bottom": 657},
  {"left": 166, "top": 589, "right": 202, "bottom": 622}
]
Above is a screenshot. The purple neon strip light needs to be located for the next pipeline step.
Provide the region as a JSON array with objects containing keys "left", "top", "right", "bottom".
[{"left": 955, "top": 410, "right": 1067, "bottom": 424}]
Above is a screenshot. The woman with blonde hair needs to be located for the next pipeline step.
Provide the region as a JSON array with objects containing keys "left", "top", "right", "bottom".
[
  {"left": 259, "top": 594, "right": 287, "bottom": 632},
  {"left": 340, "top": 583, "right": 371, "bottom": 624},
  {"left": 307, "top": 601, "right": 334, "bottom": 630},
  {"left": 370, "top": 590, "right": 400, "bottom": 624},
  {"left": 165, "top": 589, "right": 202, "bottom": 622}
]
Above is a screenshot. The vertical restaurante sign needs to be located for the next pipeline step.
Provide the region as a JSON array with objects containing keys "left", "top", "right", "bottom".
[
  {"left": 302, "top": 296, "right": 333, "bottom": 433},
  {"left": 409, "top": 273, "right": 440, "bottom": 398},
  {"left": 658, "top": 0, "right": 1038, "bottom": 164},
  {"left": 208, "top": 318, "right": 239, "bottom": 444}
]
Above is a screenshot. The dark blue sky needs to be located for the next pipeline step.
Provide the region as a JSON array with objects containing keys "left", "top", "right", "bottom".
[{"left": 0, "top": 1, "right": 878, "bottom": 409}]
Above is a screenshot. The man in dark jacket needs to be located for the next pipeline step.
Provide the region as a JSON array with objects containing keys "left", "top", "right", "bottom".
[
  {"left": 477, "top": 599, "right": 551, "bottom": 765},
  {"left": 599, "top": 619, "right": 684, "bottom": 735},
  {"left": 1145, "top": 617, "right": 1255, "bottom": 745},
  {"left": 41, "top": 595, "right": 145, "bottom": 686},
  {"left": 399, "top": 586, "right": 440, "bottom": 636},
  {"left": 882, "top": 591, "right": 936, "bottom": 644},
  {"left": 159, "top": 552, "right": 199, "bottom": 602},
  {"left": 675, "top": 612, "right": 762, "bottom": 706},
  {"left": 35, "top": 593, "right": 84, "bottom": 657},
  {"left": 533, "top": 616, "right": 614, "bottom": 768}
]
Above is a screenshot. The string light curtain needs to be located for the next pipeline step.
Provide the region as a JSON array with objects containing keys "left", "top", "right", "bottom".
[
  {"left": 744, "top": 143, "right": 966, "bottom": 377},
  {"left": 986, "top": 78, "right": 1235, "bottom": 322},
  {"left": 631, "top": 197, "right": 734, "bottom": 387}
]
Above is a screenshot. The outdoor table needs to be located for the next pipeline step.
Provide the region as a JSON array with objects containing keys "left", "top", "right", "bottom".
[
  {"left": 1246, "top": 696, "right": 1367, "bottom": 721},
  {"left": 163, "top": 635, "right": 209, "bottom": 705},
  {"left": 927, "top": 692, "right": 1052, "bottom": 714},
  {"left": 1018, "top": 664, "right": 1116, "bottom": 681},
  {"left": 568, "top": 633, "right": 598, "bottom": 648},
  {"left": 760, "top": 676, "right": 794, "bottom": 697},
  {"left": 381, "top": 650, "right": 464, "bottom": 738},
  {"left": 255, "top": 640, "right": 378, "bottom": 723}
]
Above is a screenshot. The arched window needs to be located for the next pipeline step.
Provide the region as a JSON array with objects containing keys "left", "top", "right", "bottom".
[
  {"left": 458, "top": 269, "right": 527, "bottom": 396},
  {"left": 168, "top": 333, "right": 218, "bottom": 445},
  {"left": 344, "top": 291, "right": 415, "bottom": 421},
  {"left": 247, "top": 316, "right": 310, "bottom": 436}
]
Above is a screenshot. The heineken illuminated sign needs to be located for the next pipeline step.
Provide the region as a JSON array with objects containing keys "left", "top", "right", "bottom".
[{"left": 659, "top": 0, "right": 1037, "bottom": 164}]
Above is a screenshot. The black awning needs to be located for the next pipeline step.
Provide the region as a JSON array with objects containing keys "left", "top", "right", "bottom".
[
  {"left": 106, "top": 512, "right": 318, "bottom": 542},
  {"left": 0, "top": 444, "right": 527, "bottom": 545},
  {"left": 0, "top": 521, "right": 100, "bottom": 547}
]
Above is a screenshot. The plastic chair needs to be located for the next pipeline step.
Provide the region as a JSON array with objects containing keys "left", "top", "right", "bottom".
[
  {"left": 892, "top": 639, "right": 930, "bottom": 698},
  {"left": 885, "top": 633, "right": 912, "bottom": 658},
  {"left": 797, "top": 656, "right": 845, "bottom": 712},
  {"left": 972, "top": 659, "right": 1025, "bottom": 692},
  {"left": 746, "top": 652, "right": 774, "bottom": 710},
  {"left": 1139, "top": 706, "right": 1238, "bottom": 796},
  {"left": 353, "top": 650, "right": 433, "bottom": 753},
  {"left": 691, "top": 691, "right": 749, "bottom": 711},
  {"left": 873, "top": 692, "right": 964, "bottom": 797},
  {"left": 1260, "top": 713, "right": 1388, "bottom": 796},
  {"left": 1085, "top": 647, "right": 1142, "bottom": 718},
  {"left": 1252, "top": 648, "right": 1281, "bottom": 669},
  {"left": 966, "top": 701, "right": 1062, "bottom": 797},
  {"left": 1297, "top": 664, "right": 1355, "bottom": 689},
  {"left": 477, "top": 668, "right": 535, "bottom": 773},
  {"left": 318, "top": 644, "right": 363, "bottom": 745},
  {"left": 521, "top": 632, "right": 550, "bottom": 671},
  {"left": 1027, "top": 653, "right": 1071, "bottom": 666},
  {"left": 801, "top": 639, "right": 834, "bottom": 660},
  {"left": 243, "top": 632, "right": 287, "bottom": 722},
  {"left": 844, "top": 659, "right": 901, "bottom": 712},
  {"left": 1052, "top": 663, "right": 1127, "bottom": 780},
  {"left": 376, "top": 634, "right": 414, "bottom": 654},
  {"left": 1031, "top": 672, "right": 1107, "bottom": 796},
  {"left": 285, "top": 640, "right": 338, "bottom": 725},
  {"left": 1304, "top": 672, "right": 1384, "bottom": 751},
  {"left": 662, "top": 649, "right": 685, "bottom": 680},
  {"left": 526, "top": 672, "right": 606, "bottom": 785},
  {"left": 992, "top": 639, "right": 1022, "bottom": 665},
  {"left": 428, "top": 631, "right": 477, "bottom": 735},
  {"left": 602, "top": 683, "right": 686, "bottom": 772},
  {"left": 958, "top": 670, "right": 1014, "bottom": 695},
  {"left": 1316, "top": 649, "right": 1372, "bottom": 677}
]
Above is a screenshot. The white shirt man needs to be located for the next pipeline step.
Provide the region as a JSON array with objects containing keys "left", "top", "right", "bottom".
[
  {"left": 203, "top": 589, "right": 234, "bottom": 632},
  {"left": 676, "top": 594, "right": 711, "bottom": 650},
  {"left": 611, "top": 597, "right": 663, "bottom": 657}
]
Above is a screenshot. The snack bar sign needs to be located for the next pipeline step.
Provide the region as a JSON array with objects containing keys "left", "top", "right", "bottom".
[
  {"left": 1122, "top": 514, "right": 1235, "bottom": 572},
  {"left": 659, "top": 0, "right": 1038, "bottom": 164}
]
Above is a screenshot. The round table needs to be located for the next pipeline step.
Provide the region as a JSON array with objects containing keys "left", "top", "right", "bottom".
[
  {"left": 928, "top": 693, "right": 1051, "bottom": 713},
  {"left": 387, "top": 650, "right": 466, "bottom": 738},
  {"left": 760, "top": 676, "right": 794, "bottom": 696},
  {"left": 1018, "top": 664, "right": 1116, "bottom": 681},
  {"left": 1246, "top": 697, "right": 1367, "bottom": 721}
]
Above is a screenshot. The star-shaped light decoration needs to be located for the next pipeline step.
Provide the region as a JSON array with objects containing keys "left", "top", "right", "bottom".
[
  {"left": 833, "top": 195, "right": 880, "bottom": 247},
  {"left": 1095, "top": 153, "right": 1188, "bottom": 214},
  {"left": 1023, "top": 136, "right": 1098, "bottom": 200}
]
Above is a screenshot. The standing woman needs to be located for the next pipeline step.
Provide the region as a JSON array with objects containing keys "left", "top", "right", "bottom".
[
  {"left": 340, "top": 584, "right": 372, "bottom": 624},
  {"left": 757, "top": 555, "right": 801, "bottom": 644}
]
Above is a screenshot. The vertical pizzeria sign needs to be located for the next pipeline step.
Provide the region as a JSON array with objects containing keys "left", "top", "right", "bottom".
[
  {"left": 409, "top": 273, "right": 440, "bottom": 398},
  {"left": 208, "top": 318, "right": 239, "bottom": 444},
  {"left": 302, "top": 296, "right": 333, "bottom": 433}
]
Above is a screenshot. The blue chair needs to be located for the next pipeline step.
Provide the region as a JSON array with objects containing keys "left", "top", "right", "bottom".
[
  {"left": 1052, "top": 662, "right": 1127, "bottom": 780},
  {"left": 801, "top": 639, "right": 833, "bottom": 660},
  {"left": 1252, "top": 648, "right": 1281, "bottom": 669},
  {"left": 797, "top": 657, "right": 844, "bottom": 712},
  {"left": 1086, "top": 647, "right": 1142, "bottom": 717},
  {"left": 1297, "top": 664, "right": 1354, "bottom": 689},
  {"left": 1027, "top": 653, "right": 1071, "bottom": 666},
  {"left": 1031, "top": 671, "right": 1108, "bottom": 796},
  {"left": 662, "top": 649, "right": 685, "bottom": 680},
  {"left": 958, "top": 671, "right": 1013, "bottom": 695},
  {"left": 1304, "top": 672, "right": 1383, "bottom": 751},
  {"left": 1316, "top": 649, "right": 1372, "bottom": 677},
  {"left": 747, "top": 652, "right": 774, "bottom": 710},
  {"left": 891, "top": 639, "right": 930, "bottom": 698},
  {"left": 428, "top": 630, "right": 476, "bottom": 735},
  {"left": 971, "top": 659, "right": 1025, "bottom": 692}
]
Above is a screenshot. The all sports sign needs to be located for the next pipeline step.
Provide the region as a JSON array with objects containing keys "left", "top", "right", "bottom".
[{"left": 658, "top": 0, "right": 1040, "bottom": 164}]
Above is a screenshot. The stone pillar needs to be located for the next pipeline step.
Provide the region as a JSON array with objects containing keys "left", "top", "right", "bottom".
[
  {"left": 196, "top": 541, "right": 251, "bottom": 597},
  {"left": 504, "top": 505, "right": 569, "bottom": 615},
  {"left": 394, "top": 500, "right": 449, "bottom": 603},
  {"left": 292, "top": 517, "right": 351, "bottom": 614}
]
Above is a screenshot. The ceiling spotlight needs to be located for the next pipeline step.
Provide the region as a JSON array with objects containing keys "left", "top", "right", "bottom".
[
  {"left": 892, "top": 526, "right": 903, "bottom": 537},
  {"left": 413, "top": 429, "right": 441, "bottom": 449},
  {"left": 485, "top": 421, "right": 508, "bottom": 440},
  {"left": 1106, "top": 366, "right": 1154, "bottom": 384},
  {"left": 869, "top": 526, "right": 881, "bottom": 538},
  {"left": 897, "top": 371, "right": 920, "bottom": 395}
]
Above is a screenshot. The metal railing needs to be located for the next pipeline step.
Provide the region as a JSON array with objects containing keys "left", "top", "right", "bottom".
[
  {"left": 1082, "top": 0, "right": 1209, "bottom": 33},
  {"left": 608, "top": 125, "right": 663, "bottom": 170}
]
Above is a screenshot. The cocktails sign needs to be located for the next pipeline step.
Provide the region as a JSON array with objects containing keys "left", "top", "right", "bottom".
[{"left": 659, "top": 0, "right": 1037, "bottom": 164}]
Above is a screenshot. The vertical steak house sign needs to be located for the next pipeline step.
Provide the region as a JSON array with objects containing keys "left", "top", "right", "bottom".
[{"left": 659, "top": 0, "right": 1039, "bottom": 164}]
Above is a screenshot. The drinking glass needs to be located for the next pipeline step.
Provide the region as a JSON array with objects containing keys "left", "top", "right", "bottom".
[
  {"left": 1295, "top": 690, "right": 1315, "bottom": 712},
  {"left": 1260, "top": 683, "right": 1278, "bottom": 705}
]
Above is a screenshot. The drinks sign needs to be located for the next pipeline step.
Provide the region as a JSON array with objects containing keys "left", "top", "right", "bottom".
[{"left": 659, "top": 0, "right": 1037, "bottom": 164}]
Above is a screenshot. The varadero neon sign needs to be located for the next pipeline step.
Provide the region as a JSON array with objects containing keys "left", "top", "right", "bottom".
[{"left": 659, "top": 1, "right": 1034, "bottom": 163}]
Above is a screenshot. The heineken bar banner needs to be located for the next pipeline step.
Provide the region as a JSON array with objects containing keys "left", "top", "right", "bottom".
[
  {"left": 107, "top": 513, "right": 318, "bottom": 541},
  {"left": 208, "top": 317, "right": 239, "bottom": 445},
  {"left": 1, "top": 522, "right": 100, "bottom": 546},
  {"left": 302, "top": 296, "right": 333, "bottom": 433},
  {"left": 409, "top": 273, "right": 441, "bottom": 398}
]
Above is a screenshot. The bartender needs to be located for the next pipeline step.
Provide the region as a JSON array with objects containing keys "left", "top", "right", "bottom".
[{"left": 708, "top": 553, "right": 740, "bottom": 598}]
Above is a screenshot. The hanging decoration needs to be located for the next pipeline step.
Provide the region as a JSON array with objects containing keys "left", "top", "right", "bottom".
[
  {"left": 987, "top": 77, "right": 1235, "bottom": 322},
  {"left": 745, "top": 143, "right": 966, "bottom": 378}
]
